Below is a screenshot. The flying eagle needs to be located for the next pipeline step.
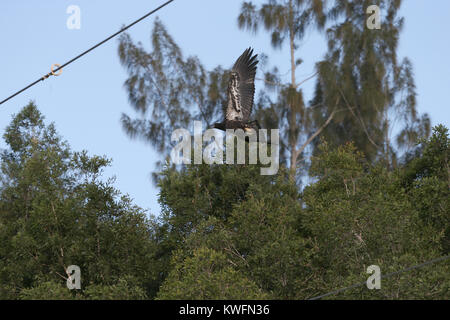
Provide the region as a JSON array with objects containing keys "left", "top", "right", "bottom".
[{"left": 213, "top": 48, "right": 260, "bottom": 133}]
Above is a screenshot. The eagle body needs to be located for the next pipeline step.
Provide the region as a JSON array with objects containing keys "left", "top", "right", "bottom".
[{"left": 226, "top": 72, "right": 243, "bottom": 121}]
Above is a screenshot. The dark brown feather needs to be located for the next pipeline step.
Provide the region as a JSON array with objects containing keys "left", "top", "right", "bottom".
[{"left": 226, "top": 48, "right": 259, "bottom": 122}]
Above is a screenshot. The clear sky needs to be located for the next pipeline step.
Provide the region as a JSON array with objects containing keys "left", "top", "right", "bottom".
[{"left": 1, "top": 0, "right": 449, "bottom": 216}]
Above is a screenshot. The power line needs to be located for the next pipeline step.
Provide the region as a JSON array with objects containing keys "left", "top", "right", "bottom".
[
  {"left": 0, "top": 0, "right": 175, "bottom": 106},
  {"left": 309, "top": 254, "right": 450, "bottom": 300}
]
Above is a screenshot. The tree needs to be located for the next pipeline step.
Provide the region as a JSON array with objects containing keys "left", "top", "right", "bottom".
[
  {"left": 0, "top": 102, "right": 159, "bottom": 299},
  {"left": 238, "top": 0, "right": 328, "bottom": 181},
  {"left": 19, "top": 276, "right": 148, "bottom": 300},
  {"left": 311, "top": 0, "right": 430, "bottom": 167},
  {"left": 401, "top": 125, "right": 449, "bottom": 254},
  {"left": 157, "top": 247, "right": 267, "bottom": 300},
  {"left": 155, "top": 125, "right": 449, "bottom": 299},
  {"left": 157, "top": 163, "right": 312, "bottom": 299},
  {"left": 300, "top": 127, "right": 448, "bottom": 299},
  {"left": 118, "top": 18, "right": 229, "bottom": 179},
  {"left": 2, "top": 104, "right": 447, "bottom": 300}
]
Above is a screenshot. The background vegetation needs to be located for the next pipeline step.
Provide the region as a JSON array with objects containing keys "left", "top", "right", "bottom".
[{"left": 0, "top": 0, "right": 448, "bottom": 299}]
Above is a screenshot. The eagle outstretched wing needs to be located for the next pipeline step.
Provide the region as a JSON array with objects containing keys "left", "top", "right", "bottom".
[{"left": 225, "top": 48, "right": 259, "bottom": 122}]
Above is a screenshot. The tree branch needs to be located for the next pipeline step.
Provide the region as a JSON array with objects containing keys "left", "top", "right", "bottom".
[
  {"left": 295, "top": 72, "right": 318, "bottom": 89},
  {"left": 294, "top": 105, "right": 337, "bottom": 162},
  {"left": 338, "top": 88, "right": 380, "bottom": 149}
]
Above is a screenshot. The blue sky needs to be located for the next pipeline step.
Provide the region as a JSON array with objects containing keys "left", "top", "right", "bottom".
[{"left": 1, "top": 1, "right": 449, "bottom": 216}]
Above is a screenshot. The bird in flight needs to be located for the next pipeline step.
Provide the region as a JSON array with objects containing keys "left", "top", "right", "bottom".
[{"left": 213, "top": 48, "right": 259, "bottom": 133}]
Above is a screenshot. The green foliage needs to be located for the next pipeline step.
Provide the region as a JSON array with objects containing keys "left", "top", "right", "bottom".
[
  {"left": 238, "top": 1, "right": 328, "bottom": 180},
  {"left": 19, "top": 281, "right": 76, "bottom": 300},
  {"left": 157, "top": 247, "right": 267, "bottom": 300},
  {"left": 312, "top": 0, "right": 431, "bottom": 165},
  {"left": 401, "top": 125, "right": 449, "bottom": 253},
  {"left": 302, "top": 135, "right": 448, "bottom": 299},
  {"left": 19, "top": 277, "right": 148, "bottom": 300},
  {"left": 238, "top": 0, "right": 326, "bottom": 47},
  {"left": 237, "top": 0, "right": 431, "bottom": 179},
  {"left": 83, "top": 276, "right": 148, "bottom": 300},
  {"left": 118, "top": 18, "right": 228, "bottom": 177},
  {"left": 157, "top": 162, "right": 312, "bottom": 299},
  {"left": 1, "top": 2, "right": 448, "bottom": 300},
  {"left": 0, "top": 105, "right": 448, "bottom": 300},
  {"left": 155, "top": 125, "right": 449, "bottom": 300},
  {"left": 0, "top": 102, "right": 159, "bottom": 299}
]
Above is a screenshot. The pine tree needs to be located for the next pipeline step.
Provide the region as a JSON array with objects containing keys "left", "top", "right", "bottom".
[
  {"left": 0, "top": 102, "right": 158, "bottom": 299},
  {"left": 238, "top": 0, "right": 329, "bottom": 181},
  {"left": 311, "top": 0, "right": 430, "bottom": 167},
  {"left": 155, "top": 125, "right": 449, "bottom": 299},
  {"left": 118, "top": 18, "right": 229, "bottom": 178}
]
